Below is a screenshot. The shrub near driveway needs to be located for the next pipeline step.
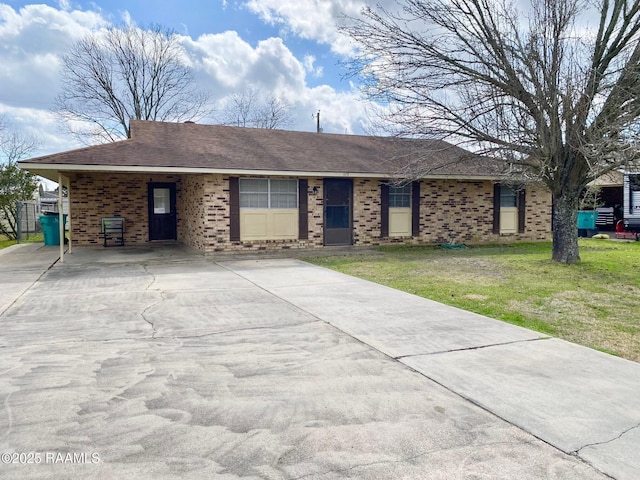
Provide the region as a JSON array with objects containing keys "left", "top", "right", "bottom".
[{"left": 309, "top": 240, "right": 640, "bottom": 362}]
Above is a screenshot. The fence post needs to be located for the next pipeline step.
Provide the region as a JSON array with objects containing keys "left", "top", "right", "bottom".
[
  {"left": 25, "top": 201, "right": 30, "bottom": 240},
  {"left": 16, "top": 201, "right": 22, "bottom": 243}
]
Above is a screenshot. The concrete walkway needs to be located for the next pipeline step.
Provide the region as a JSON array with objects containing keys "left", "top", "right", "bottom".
[
  {"left": 0, "top": 243, "right": 62, "bottom": 316},
  {"left": 0, "top": 246, "right": 637, "bottom": 479}
]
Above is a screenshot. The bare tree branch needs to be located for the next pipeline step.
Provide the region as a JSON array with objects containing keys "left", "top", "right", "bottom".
[
  {"left": 54, "top": 24, "right": 211, "bottom": 144},
  {"left": 218, "top": 87, "right": 293, "bottom": 129},
  {"left": 342, "top": 0, "right": 640, "bottom": 263}
]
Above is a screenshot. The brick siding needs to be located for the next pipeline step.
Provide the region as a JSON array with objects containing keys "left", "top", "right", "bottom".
[
  {"left": 69, "top": 173, "right": 551, "bottom": 251},
  {"left": 70, "top": 173, "right": 180, "bottom": 245}
]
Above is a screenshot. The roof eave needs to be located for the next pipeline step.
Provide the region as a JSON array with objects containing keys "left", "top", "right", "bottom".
[{"left": 18, "top": 162, "right": 502, "bottom": 181}]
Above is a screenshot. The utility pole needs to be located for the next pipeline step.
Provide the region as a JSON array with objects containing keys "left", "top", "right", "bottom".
[{"left": 313, "top": 110, "right": 321, "bottom": 133}]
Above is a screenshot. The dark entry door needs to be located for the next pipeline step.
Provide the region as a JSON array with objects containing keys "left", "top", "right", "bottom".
[
  {"left": 324, "top": 178, "right": 352, "bottom": 246},
  {"left": 148, "top": 182, "right": 177, "bottom": 241}
]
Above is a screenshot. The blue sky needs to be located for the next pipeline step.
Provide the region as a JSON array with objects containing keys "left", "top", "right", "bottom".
[{"left": 0, "top": 0, "right": 373, "bottom": 156}]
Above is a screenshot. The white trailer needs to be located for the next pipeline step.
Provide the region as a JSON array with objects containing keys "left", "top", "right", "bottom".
[{"left": 623, "top": 172, "right": 640, "bottom": 231}]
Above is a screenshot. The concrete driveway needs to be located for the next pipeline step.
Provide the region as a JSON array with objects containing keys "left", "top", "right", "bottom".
[{"left": 0, "top": 244, "right": 638, "bottom": 479}]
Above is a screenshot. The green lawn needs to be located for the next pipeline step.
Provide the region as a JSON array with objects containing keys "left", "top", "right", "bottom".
[
  {"left": 308, "top": 239, "right": 640, "bottom": 362},
  {"left": 0, "top": 238, "right": 16, "bottom": 249},
  {"left": 0, "top": 234, "right": 44, "bottom": 249}
]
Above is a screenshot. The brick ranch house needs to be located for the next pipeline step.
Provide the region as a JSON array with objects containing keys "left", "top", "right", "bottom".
[{"left": 19, "top": 120, "right": 552, "bottom": 252}]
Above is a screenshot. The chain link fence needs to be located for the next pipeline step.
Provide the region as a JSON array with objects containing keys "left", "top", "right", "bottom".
[{"left": 16, "top": 201, "right": 43, "bottom": 242}]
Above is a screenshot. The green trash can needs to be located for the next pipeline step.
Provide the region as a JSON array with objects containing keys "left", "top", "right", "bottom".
[
  {"left": 40, "top": 213, "right": 67, "bottom": 245},
  {"left": 577, "top": 210, "right": 598, "bottom": 238}
]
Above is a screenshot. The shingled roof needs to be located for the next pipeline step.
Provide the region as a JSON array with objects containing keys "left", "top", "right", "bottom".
[{"left": 20, "top": 120, "right": 505, "bottom": 179}]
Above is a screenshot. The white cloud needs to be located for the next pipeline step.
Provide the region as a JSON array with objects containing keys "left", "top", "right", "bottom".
[
  {"left": 244, "top": 0, "right": 366, "bottom": 55},
  {"left": 303, "top": 54, "right": 323, "bottom": 78},
  {"left": 0, "top": 104, "right": 76, "bottom": 154},
  {"left": 0, "top": 4, "right": 109, "bottom": 153},
  {"left": 0, "top": 2, "right": 372, "bottom": 158},
  {"left": 247, "top": 37, "right": 307, "bottom": 93},
  {"left": 0, "top": 4, "right": 107, "bottom": 110},
  {"left": 119, "top": 9, "right": 133, "bottom": 26},
  {"left": 181, "top": 31, "right": 368, "bottom": 135},
  {"left": 180, "top": 31, "right": 260, "bottom": 89},
  {"left": 293, "top": 84, "right": 369, "bottom": 135}
]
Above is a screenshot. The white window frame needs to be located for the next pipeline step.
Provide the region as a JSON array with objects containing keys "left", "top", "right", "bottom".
[
  {"left": 389, "top": 184, "right": 411, "bottom": 208},
  {"left": 239, "top": 178, "right": 298, "bottom": 209}
]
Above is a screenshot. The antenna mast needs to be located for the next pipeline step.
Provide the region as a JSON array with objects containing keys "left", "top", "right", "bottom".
[{"left": 313, "top": 110, "right": 321, "bottom": 133}]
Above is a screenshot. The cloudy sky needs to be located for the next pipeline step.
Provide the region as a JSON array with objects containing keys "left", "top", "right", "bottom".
[{"left": 0, "top": 0, "right": 374, "bottom": 157}]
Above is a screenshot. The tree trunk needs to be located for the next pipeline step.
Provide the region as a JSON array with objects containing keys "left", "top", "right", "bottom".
[{"left": 552, "top": 193, "right": 580, "bottom": 263}]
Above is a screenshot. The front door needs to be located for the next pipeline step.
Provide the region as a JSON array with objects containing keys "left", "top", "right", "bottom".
[
  {"left": 324, "top": 178, "right": 352, "bottom": 246},
  {"left": 148, "top": 183, "right": 177, "bottom": 241}
]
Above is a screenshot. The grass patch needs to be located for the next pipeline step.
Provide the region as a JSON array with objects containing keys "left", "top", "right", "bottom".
[
  {"left": 0, "top": 234, "right": 44, "bottom": 249},
  {"left": 0, "top": 238, "right": 16, "bottom": 249},
  {"left": 309, "top": 240, "right": 640, "bottom": 362}
]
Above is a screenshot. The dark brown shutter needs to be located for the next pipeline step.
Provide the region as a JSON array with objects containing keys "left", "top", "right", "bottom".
[
  {"left": 380, "top": 182, "right": 389, "bottom": 238},
  {"left": 298, "top": 179, "right": 308, "bottom": 240},
  {"left": 518, "top": 189, "right": 526, "bottom": 233},
  {"left": 493, "top": 183, "right": 501, "bottom": 234},
  {"left": 412, "top": 181, "right": 420, "bottom": 236},
  {"left": 229, "top": 177, "right": 240, "bottom": 242}
]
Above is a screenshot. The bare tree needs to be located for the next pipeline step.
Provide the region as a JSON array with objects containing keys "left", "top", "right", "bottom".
[
  {"left": 55, "top": 25, "right": 210, "bottom": 144},
  {"left": 221, "top": 89, "right": 259, "bottom": 128},
  {"left": 0, "top": 118, "right": 40, "bottom": 240},
  {"left": 342, "top": 0, "right": 640, "bottom": 263},
  {"left": 220, "top": 88, "right": 293, "bottom": 129}
]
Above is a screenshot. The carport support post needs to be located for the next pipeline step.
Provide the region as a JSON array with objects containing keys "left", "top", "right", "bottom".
[
  {"left": 66, "top": 175, "right": 72, "bottom": 254},
  {"left": 58, "top": 172, "right": 71, "bottom": 263},
  {"left": 58, "top": 173, "right": 64, "bottom": 263}
]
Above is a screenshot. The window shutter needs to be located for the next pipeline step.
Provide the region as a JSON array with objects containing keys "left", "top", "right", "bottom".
[
  {"left": 229, "top": 177, "right": 240, "bottom": 242},
  {"left": 493, "top": 184, "right": 500, "bottom": 234},
  {"left": 412, "top": 181, "right": 420, "bottom": 236},
  {"left": 518, "top": 189, "right": 526, "bottom": 233},
  {"left": 380, "top": 182, "right": 389, "bottom": 238},
  {"left": 298, "top": 179, "right": 308, "bottom": 240}
]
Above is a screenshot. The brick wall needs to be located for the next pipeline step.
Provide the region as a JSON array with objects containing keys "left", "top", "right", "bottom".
[
  {"left": 70, "top": 173, "right": 180, "bottom": 245},
  {"left": 177, "top": 175, "right": 205, "bottom": 250},
  {"left": 521, "top": 183, "right": 553, "bottom": 240},
  {"left": 69, "top": 173, "right": 551, "bottom": 251},
  {"left": 421, "top": 179, "right": 496, "bottom": 244},
  {"left": 353, "top": 178, "right": 382, "bottom": 245},
  {"left": 353, "top": 179, "right": 552, "bottom": 246},
  {"left": 199, "top": 176, "right": 325, "bottom": 253}
]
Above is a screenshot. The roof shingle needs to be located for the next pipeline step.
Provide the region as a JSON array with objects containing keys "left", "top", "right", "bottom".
[{"left": 20, "top": 120, "right": 505, "bottom": 178}]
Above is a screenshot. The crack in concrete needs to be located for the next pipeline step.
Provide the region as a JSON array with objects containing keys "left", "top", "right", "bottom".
[
  {"left": 141, "top": 298, "right": 160, "bottom": 339},
  {"left": 573, "top": 422, "right": 640, "bottom": 455},
  {"left": 0, "top": 320, "right": 322, "bottom": 350},
  {"left": 2, "top": 391, "right": 13, "bottom": 440},
  {"left": 143, "top": 264, "right": 157, "bottom": 291},
  {"left": 395, "top": 336, "right": 552, "bottom": 359},
  {"left": 289, "top": 439, "right": 537, "bottom": 479},
  {"left": 152, "top": 319, "right": 322, "bottom": 341},
  {"left": 141, "top": 265, "right": 161, "bottom": 338}
]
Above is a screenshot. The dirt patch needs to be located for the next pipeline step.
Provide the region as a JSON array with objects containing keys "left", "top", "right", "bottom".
[
  {"left": 464, "top": 293, "right": 490, "bottom": 301},
  {"left": 410, "top": 256, "right": 507, "bottom": 285},
  {"left": 509, "top": 291, "right": 640, "bottom": 362}
]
